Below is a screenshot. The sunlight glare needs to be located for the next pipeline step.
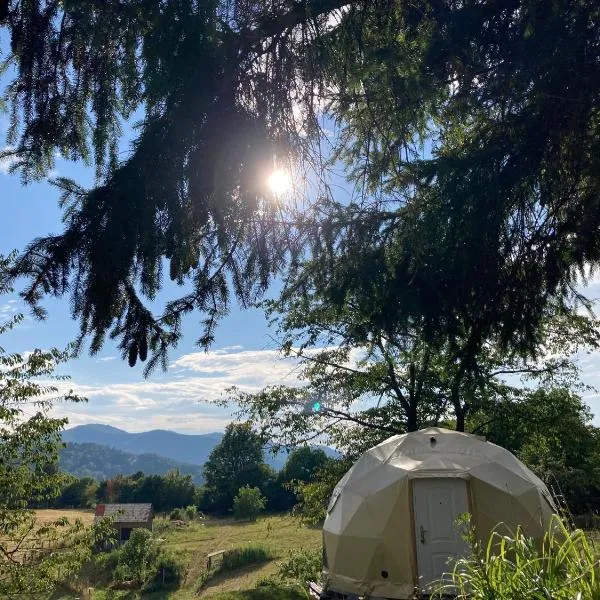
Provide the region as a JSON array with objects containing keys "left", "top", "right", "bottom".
[{"left": 267, "top": 168, "right": 292, "bottom": 195}]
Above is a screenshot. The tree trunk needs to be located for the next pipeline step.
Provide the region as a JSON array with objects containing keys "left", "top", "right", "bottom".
[
  {"left": 407, "top": 401, "right": 418, "bottom": 432},
  {"left": 450, "top": 361, "right": 468, "bottom": 431},
  {"left": 455, "top": 408, "right": 465, "bottom": 432}
]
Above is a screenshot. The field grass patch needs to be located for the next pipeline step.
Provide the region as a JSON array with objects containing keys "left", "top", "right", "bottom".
[
  {"left": 206, "top": 586, "right": 309, "bottom": 600},
  {"left": 196, "top": 543, "right": 275, "bottom": 592},
  {"left": 220, "top": 544, "right": 275, "bottom": 573}
]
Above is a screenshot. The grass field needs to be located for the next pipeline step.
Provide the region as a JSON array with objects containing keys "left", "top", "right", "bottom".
[
  {"left": 160, "top": 514, "right": 320, "bottom": 596},
  {"left": 35, "top": 508, "right": 95, "bottom": 527},
  {"left": 40, "top": 512, "right": 321, "bottom": 599}
]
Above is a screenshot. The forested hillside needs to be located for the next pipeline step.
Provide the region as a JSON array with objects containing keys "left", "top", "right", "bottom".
[
  {"left": 62, "top": 424, "right": 339, "bottom": 471},
  {"left": 62, "top": 425, "right": 223, "bottom": 465},
  {"left": 59, "top": 442, "right": 204, "bottom": 484}
]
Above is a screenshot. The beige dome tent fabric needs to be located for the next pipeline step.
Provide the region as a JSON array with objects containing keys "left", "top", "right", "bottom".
[{"left": 322, "top": 427, "right": 556, "bottom": 599}]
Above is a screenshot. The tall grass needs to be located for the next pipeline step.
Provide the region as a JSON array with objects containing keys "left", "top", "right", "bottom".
[
  {"left": 208, "top": 588, "right": 309, "bottom": 599},
  {"left": 220, "top": 544, "right": 275, "bottom": 572},
  {"left": 196, "top": 543, "right": 275, "bottom": 592},
  {"left": 436, "top": 515, "right": 600, "bottom": 599},
  {"left": 275, "top": 548, "right": 321, "bottom": 585}
]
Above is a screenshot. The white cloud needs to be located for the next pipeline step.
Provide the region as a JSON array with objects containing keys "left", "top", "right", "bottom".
[
  {"left": 170, "top": 347, "right": 302, "bottom": 383},
  {"left": 0, "top": 300, "right": 20, "bottom": 320},
  {"left": 98, "top": 356, "right": 117, "bottom": 362},
  {"left": 57, "top": 408, "right": 232, "bottom": 433},
  {"left": 50, "top": 346, "right": 308, "bottom": 433},
  {"left": 45, "top": 341, "right": 600, "bottom": 433},
  {"left": 46, "top": 343, "right": 382, "bottom": 434},
  {"left": 74, "top": 348, "right": 303, "bottom": 406}
]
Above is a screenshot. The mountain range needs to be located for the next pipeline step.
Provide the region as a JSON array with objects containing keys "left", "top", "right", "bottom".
[
  {"left": 59, "top": 442, "right": 205, "bottom": 484},
  {"left": 62, "top": 424, "right": 224, "bottom": 466},
  {"left": 60, "top": 424, "right": 338, "bottom": 481}
]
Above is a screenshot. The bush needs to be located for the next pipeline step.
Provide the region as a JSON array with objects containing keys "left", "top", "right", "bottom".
[
  {"left": 93, "top": 529, "right": 185, "bottom": 592},
  {"left": 148, "top": 550, "right": 186, "bottom": 589},
  {"left": 435, "top": 515, "right": 600, "bottom": 599},
  {"left": 220, "top": 543, "right": 274, "bottom": 572},
  {"left": 88, "top": 547, "right": 122, "bottom": 585},
  {"left": 233, "top": 486, "right": 266, "bottom": 521},
  {"left": 92, "top": 547, "right": 121, "bottom": 572},
  {"left": 169, "top": 507, "right": 185, "bottom": 521},
  {"left": 168, "top": 505, "right": 198, "bottom": 522},
  {"left": 117, "top": 528, "right": 157, "bottom": 583},
  {"left": 275, "top": 548, "right": 321, "bottom": 585},
  {"left": 152, "top": 519, "right": 171, "bottom": 534},
  {"left": 195, "top": 569, "right": 212, "bottom": 592},
  {"left": 184, "top": 504, "right": 198, "bottom": 520}
]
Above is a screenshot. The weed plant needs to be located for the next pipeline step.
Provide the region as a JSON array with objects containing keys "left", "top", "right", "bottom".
[{"left": 436, "top": 515, "right": 600, "bottom": 599}]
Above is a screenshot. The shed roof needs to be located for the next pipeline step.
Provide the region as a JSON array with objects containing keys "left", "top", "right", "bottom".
[{"left": 94, "top": 503, "right": 153, "bottom": 524}]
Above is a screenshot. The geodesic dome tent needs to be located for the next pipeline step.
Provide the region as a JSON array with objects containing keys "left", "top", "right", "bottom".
[{"left": 322, "top": 427, "right": 556, "bottom": 599}]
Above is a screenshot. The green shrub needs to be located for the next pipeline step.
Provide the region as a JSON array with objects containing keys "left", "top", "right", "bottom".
[
  {"left": 92, "top": 547, "right": 121, "bottom": 572},
  {"left": 195, "top": 569, "right": 212, "bottom": 592},
  {"left": 275, "top": 548, "right": 321, "bottom": 585},
  {"left": 184, "top": 504, "right": 198, "bottom": 520},
  {"left": 152, "top": 519, "right": 171, "bottom": 534},
  {"left": 93, "top": 529, "right": 185, "bottom": 591},
  {"left": 113, "top": 562, "right": 131, "bottom": 583},
  {"left": 435, "top": 515, "right": 600, "bottom": 599},
  {"left": 169, "top": 505, "right": 198, "bottom": 521},
  {"left": 117, "top": 528, "right": 157, "bottom": 583},
  {"left": 233, "top": 486, "right": 266, "bottom": 521},
  {"left": 148, "top": 550, "right": 186, "bottom": 589},
  {"left": 220, "top": 543, "right": 275, "bottom": 572},
  {"left": 169, "top": 507, "right": 185, "bottom": 521}
]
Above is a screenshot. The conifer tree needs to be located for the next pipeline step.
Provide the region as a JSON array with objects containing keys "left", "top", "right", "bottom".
[{"left": 0, "top": 0, "right": 598, "bottom": 374}]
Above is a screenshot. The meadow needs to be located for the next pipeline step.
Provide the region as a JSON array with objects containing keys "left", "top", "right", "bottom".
[
  {"left": 36, "top": 511, "right": 321, "bottom": 599},
  {"left": 35, "top": 509, "right": 96, "bottom": 527}
]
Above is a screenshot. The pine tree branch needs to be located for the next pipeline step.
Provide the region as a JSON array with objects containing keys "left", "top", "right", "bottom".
[{"left": 237, "top": 0, "right": 350, "bottom": 48}]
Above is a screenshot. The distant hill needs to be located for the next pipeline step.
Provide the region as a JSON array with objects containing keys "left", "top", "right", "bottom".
[
  {"left": 61, "top": 424, "right": 339, "bottom": 472},
  {"left": 62, "top": 424, "right": 223, "bottom": 466},
  {"left": 59, "top": 442, "right": 205, "bottom": 484}
]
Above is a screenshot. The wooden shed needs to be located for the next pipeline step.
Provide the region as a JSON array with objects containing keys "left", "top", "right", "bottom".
[{"left": 94, "top": 503, "right": 153, "bottom": 543}]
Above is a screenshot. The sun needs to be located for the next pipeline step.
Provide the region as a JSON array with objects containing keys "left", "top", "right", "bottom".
[{"left": 267, "top": 168, "right": 292, "bottom": 195}]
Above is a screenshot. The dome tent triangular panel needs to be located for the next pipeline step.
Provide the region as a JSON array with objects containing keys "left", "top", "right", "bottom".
[{"left": 322, "top": 427, "right": 556, "bottom": 599}]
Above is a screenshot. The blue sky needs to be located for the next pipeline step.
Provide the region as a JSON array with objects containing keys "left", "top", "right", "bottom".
[
  {"left": 0, "top": 151, "right": 306, "bottom": 431},
  {"left": 0, "top": 107, "right": 305, "bottom": 433},
  {"left": 2, "top": 89, "right": 600, "bottom": 435}
]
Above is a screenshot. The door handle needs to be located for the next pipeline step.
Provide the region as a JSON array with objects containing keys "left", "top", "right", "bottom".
[{"left": 420, "top": 525, "right": 426, "bottom": 544}]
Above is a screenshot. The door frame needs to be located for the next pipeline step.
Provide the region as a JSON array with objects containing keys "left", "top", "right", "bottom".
[{"left": 409, "top": 475, "right": 473, "bottom": 592}]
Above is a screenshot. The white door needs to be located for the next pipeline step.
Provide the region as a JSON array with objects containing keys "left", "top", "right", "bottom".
[{"left": 413, "top": 478, "right": 470, "bottom": 592}]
